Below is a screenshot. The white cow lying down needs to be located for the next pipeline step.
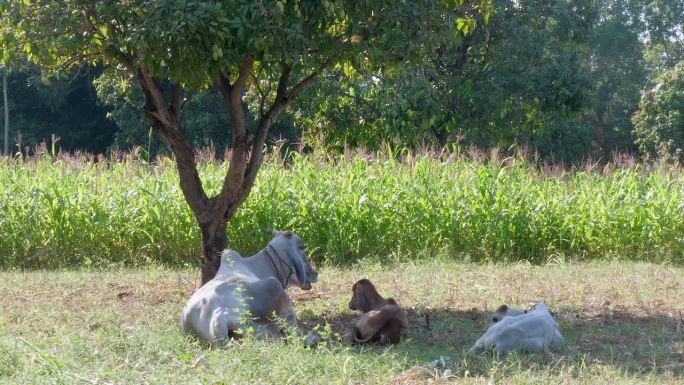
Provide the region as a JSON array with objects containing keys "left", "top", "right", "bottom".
[
  {"left": 469, "top": 303, "right": 564, "bottom": 357},
  {"left": 180, "top": 230, "right": 318, "bottom": 347}
]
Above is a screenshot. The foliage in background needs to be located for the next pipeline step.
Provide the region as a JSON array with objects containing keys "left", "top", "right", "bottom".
[
  {"left": 634, "top": 61, "right": 684, "bottom": 162},
  {"left": 294, "top": 0, "right": 596, "bottom": 158},
  {"left": 0, "top": 149, "right": 682, "bottom": 269},
  {"left": 0, "top": 65, "right": 301, "bottom": 158},
  {"left": 0, "top": 67, "right": 117, "bottom": 154},
  {"left": 294, "top": 0, "right": 684, "bottom": 163},
  {"left": 581, "top": 0, "right": 644, "bottom": 156},
  {"left": 1, "top": 0, "right": 683, "bottom": 164}
]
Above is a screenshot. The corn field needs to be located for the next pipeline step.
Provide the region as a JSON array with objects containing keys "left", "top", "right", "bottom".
[{"left": 1, "top": 148, "right": 683, "bottom": 268}]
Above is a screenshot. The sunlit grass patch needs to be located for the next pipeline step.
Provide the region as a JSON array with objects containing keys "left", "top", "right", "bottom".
[{"left": 1, "top": 261, "right": 682, "bottom": 384}]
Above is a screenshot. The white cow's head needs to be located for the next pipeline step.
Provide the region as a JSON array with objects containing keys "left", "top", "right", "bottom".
[
  {"left": 490, "top": 303, "right": 551, "bottom": 323},
  {"left": 265, "top": 229, "right": 318, "bottom": 290},
  {"left": 490, "top": 304, "right": 527, "bottom": 323}
]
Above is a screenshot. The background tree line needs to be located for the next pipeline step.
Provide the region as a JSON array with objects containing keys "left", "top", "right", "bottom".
[{"left": 1, "top": 0, "right": 683, "bottom": 163}]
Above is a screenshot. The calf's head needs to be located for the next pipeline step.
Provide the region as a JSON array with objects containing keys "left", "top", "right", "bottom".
[{"left": 349, "top": 279, "right": 386, "bottom": 313}]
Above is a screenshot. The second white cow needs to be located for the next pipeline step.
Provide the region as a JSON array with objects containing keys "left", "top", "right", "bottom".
[{"left": 469, "top": 303, "right": 564, "bottom": 357}]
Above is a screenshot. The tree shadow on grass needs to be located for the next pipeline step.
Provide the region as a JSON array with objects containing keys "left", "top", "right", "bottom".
[{"left": 299, "top": 306, "right": 684, "bottom": 378}]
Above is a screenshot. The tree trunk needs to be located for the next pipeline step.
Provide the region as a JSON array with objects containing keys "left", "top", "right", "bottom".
[
  {"left": 199, "top": 217, "right": 228, "bottom": 284},
  {"left": 436, "top": 128, "right": 448, "bottom": 147},
  {"left": 130, "top": 57, "right": 328, "bottom": 287},
  {"left": 3, "top": 69, "right": 8, "bottom": 156}
]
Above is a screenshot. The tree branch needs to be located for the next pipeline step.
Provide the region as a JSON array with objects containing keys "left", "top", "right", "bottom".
[
  {"left": 170, "top": 82, "right": 182, "bottom": 126},
  {"left": 251, "top": 71, "right": 267, "bottom": 117},
  {"left": 286, "top": 57, "right": 332, "bottom": 101},
  {"left": 229, "top": 55, "right": 254, "bottom": 102},
  {"left": 214, "top": 72, "right": 233, "bottom": 104},
  {"left": 275, "top": 63, "right": 292, "bottom": 103},
  {"left": 134, "top": 60, "right": 209, "bottom": 220},
  {"left": 237, "top": 58, "right": 331, "bottom": 203},
  {"left": 212, "top": 56, "right": 256, "bottom": 216},
  {"left": 136, "top": 61, "right": 174, "bottom": 128},
  {"left": 340, "top": 90, "right": 370, "bottom": 104},
  {"left": 240, "top": 63, "right": 292, "bottom": 189}
]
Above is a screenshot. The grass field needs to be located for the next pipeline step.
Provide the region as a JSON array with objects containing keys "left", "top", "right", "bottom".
[
  {"left": 1, "top": 260, "right": 682, "bottom": 384},
  {"left": 1, "top": 149, "right": 683, "bottom": 269}
]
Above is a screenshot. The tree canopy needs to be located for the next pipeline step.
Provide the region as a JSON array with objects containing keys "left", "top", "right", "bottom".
[{"left": 3, "top": 0, "right": 684, "bottom": 165}]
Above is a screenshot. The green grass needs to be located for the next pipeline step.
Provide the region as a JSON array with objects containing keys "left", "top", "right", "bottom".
[
  {"left": 0, "top": 261, "right": 682, "bottom": 384},
  {"left": 1, "top": 149, "right": 683, "bottom": 269}
]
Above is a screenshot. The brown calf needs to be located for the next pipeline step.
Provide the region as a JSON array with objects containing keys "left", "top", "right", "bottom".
[{"left": 348, "top": 279, "right": 408, "bottom": 345}]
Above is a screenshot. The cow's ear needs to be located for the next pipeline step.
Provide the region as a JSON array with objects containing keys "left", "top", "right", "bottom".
[
  {"left": 283, "top": 230, "right": 293, "bottom": 238},
  {"left": 356, "top": 281, "right": 373, "bottom": 312},
  {"left": 495, "top": 305, "right": 509, "bottom": 313}
]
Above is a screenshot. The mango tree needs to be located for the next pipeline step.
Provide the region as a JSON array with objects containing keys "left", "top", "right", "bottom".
[{"left": 1, "top": 0, "right": 492, "bottom": 284}]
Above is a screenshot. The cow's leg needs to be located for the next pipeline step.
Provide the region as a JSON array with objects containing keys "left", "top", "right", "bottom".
[
  {"left": 520, "top": 336, "right": 545, "bottom": 353},
  {"left": 282, "top": 293, "right": 322, "bottom": 347},
  {"left": 493, "top": 334, "right": 515, "bottom": 358},
  {"left": 467, "top": 336, "right": 487, "bottom": 354},
  {"left": 550, "top": 329, "right": 565, "bottom": 349},
  {"left": 243, "top": 277, "right": 285, "bottom": 319},
  {"left": 243, "top": 278, "right": 297, "bottom": 336},
  {"left": 209, "top": 308, "right": 244, "bottom": 347},
  {"left": 276, "top": 293, "right": 298, "bottom": 329}
]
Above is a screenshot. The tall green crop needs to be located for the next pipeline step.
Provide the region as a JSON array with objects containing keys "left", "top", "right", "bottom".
[{"left": 0, "top": 150, "right": 682, "bottom": 269}]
